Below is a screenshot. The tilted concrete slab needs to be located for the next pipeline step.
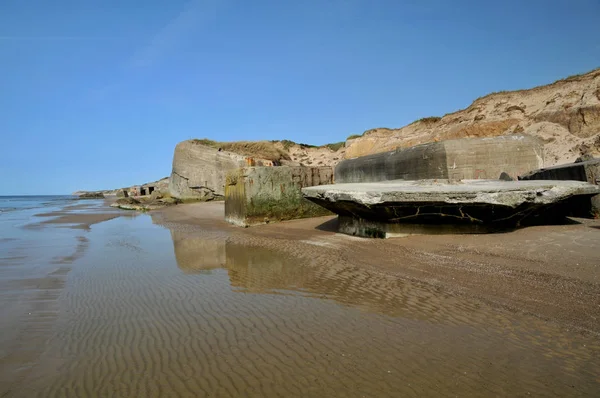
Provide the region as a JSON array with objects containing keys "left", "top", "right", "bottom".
[
  {"left": 302, "top": 180, "right": 600, "bottom": 238},
  {"left": 335, "top": 135, "right": 544, "bottom": 183},
  {"left": 519, "top": 158, "right": 600, "bottom": 216}
]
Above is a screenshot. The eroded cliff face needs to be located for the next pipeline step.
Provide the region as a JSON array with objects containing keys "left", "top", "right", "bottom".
[{"left": 345, "top": 68, "right": 600, "bottom": 166}]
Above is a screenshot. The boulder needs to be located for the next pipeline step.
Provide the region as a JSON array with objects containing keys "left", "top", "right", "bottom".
[
  {"left": 110, "top": 197, "right": 142, "bottom": 210},
  {"left": 150, "top": 190, "right": 164, "bottom": 200},
  {"left": 78, "top": 192, "right": 105, "bottom": 199},
  {"left": 109, "top": 197, "right": 178, "bottom": 211}
]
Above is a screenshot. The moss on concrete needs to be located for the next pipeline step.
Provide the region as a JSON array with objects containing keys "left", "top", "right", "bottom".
[{"left": 225, "top": 166, "right": 333, "bottom": 226}]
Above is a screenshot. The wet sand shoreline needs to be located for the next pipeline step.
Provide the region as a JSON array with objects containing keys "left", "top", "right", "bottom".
[
  {"left": 3, "top": 199, "right": 600, "bottom": 396},
  {"left": 153, "top": 201, "right": 600, "bottom": 336},
  {"left": 31, "top": 199, "right": 127, "bottom": 230}
]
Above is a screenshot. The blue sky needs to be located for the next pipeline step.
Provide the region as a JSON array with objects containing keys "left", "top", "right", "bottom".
[{"left": 1, "top": 0, "right": 599, "bottom": 194}]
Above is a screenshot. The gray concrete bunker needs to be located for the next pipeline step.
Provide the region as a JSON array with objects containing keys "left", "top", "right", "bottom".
[
  {"left": 303, "top": 136, "right": 600, "bottom": 238},
  {"left": 335, "top": 135, "right": 544, "bottom": 183},
  {"left": 303, "top": 179, "right": 600, "bottom": 238},
  {"left": 519, "top": 158, "right": 600, "bottom": 216},
  {"left": 225, "top": 166, "right": 333, "bottom": 227}
]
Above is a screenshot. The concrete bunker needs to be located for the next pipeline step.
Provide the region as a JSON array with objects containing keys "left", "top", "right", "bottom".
[
  {"left": 138, "top": 186, "right": 155, "bottom": 196},
  {"left": 335, "top": 135, "right": 544, "bottom": 183},
  {"left": 303, "top": 180, "right": 600, "bottom": 238},
  {"left": 225, "top": 166, "right": 334, "bottom": 227},
  {"left": 302, "top": 136, "right": 600, "bottom": 238},
  {"left": 168, "top": 140, "right": 283, "bottom": 201},
  {"left": 519, "top": 158, "right": 600, "bottom": 216}
]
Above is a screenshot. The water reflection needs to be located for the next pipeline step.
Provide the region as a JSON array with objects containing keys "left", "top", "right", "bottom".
[
  {"left": 170, "top": 230, "right": 225, "bottom": 273},
  {"left": 170, "top": 233, "right": 491, "bottom": 323},
  {"left": 165, "top": 231, "right": 600, "bottom": 395},
  {"left": 168, "top": 231, "right": 599, "bottom": 333},
  {"left": 20, "top": 220, "right": 594, "bottom": 398}
]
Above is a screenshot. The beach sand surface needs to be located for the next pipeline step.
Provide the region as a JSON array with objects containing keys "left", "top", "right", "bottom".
[{"left": 1, "top": 200, "right": 599, "bottom": 397}]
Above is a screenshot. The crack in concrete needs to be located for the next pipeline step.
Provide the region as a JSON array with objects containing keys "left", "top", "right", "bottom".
[
  {"left": 171, "top": 171, "right": 190, "bottom": 181},
  {"left": 173, "top": 170, "right": 224, "bottom": 197}
]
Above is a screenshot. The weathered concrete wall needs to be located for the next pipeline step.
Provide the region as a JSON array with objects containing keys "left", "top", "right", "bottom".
[
  {"left": 169, "top": 140, "right": 265, "bottom": 200},
  {"left": 335, "top": 135, "right": 544, "bottom": 183},
  {"left": 519, "top": 158, "right": 600, "bottom": 215},
  {"left": 336, "top": 140, "right": 448, "bottom": 182},
  {"left": 225, "top": 166, "right": 334, "bottom": 227}
]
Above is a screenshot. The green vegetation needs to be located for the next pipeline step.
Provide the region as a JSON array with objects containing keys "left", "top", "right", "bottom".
[
  {"left": 473, "top": 67, "right": 600, "bottom": 104},
  {"left": 347, "top": 134, "right": 362, "bottom": 140},
  {"left": 416, "top": 116, "right": 442, "bottom": 124},
  {"left": 191, "top": 138, "right": 219, "bottom": 147},
  {"left": 246, "top": 192, "right": 333, "bottom": 224},
  {"left": 279, "top": 140, "right": 296, "bottom": 150},
  {"left": 192, "top": 136, "right": 345, "bottom": 158},
  {"left": 270, "top": 139, "right": 316, "bottom": 149},
  {"left": 324, "top": 142, "right": 345, "bottom": 151},
  {"left": 191, "top": 138, "right": 291, "bottom": 161},
  {"left": 562, "top": 70, "right": 594, "bottom": 83}
]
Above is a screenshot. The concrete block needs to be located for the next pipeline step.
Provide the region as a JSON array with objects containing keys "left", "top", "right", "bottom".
[
  {"left": 335, "top": 135, "right": 544, "bottom": 183},
  {"left": 519, "top": 158, "right": 600, "bottom": 216},
  {"left": 169, "top": 140, "right": 279, "bottom": 201},
  {"left": 225, "top": 166, "right": 334, "bottom": 227}
]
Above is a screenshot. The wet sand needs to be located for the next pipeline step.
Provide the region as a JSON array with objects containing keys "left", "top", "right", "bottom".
[
  {"left": 32, "top": 200, "right": 127, "bottom": 230},
  {"left": 2, "top": 201, "right": 599, "bottom": 397},
  {"left": 40, "top": 213, "right": 121, "bottom": 228},
  {"left": 155, "top": 202, "right": 600, "bottom": 336}
]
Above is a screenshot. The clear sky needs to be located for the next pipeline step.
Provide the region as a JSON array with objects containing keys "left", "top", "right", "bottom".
[{"left": 1, "top": 0, "right": 599, "bottom": 194}]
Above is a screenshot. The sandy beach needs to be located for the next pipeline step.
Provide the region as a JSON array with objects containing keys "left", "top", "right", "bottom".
[
  {"left": 155, "top": 201, "right": 600, "bottom": 336},
  {"left": 2, "top": 199, "right": 599, "bottom": 397}
]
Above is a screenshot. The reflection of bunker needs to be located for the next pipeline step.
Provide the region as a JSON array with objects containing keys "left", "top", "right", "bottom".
[
  {"left": 225, "top": 243, "right": 304, "bottom": 292},
  {"left": 170, "top": 230, "right": 226, "bottom": 273},
  {"left": 222, "top": 242, "right": 477, "bottom": 321}
]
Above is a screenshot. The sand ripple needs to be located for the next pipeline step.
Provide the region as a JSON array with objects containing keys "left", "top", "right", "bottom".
[{"left": 7, "top": 218, "right": 597, "bottom": 397}]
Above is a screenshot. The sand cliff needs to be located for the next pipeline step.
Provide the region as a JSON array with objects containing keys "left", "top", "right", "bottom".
[{"left": 345, "top": 68, "right": 600, "bottom": 165}]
